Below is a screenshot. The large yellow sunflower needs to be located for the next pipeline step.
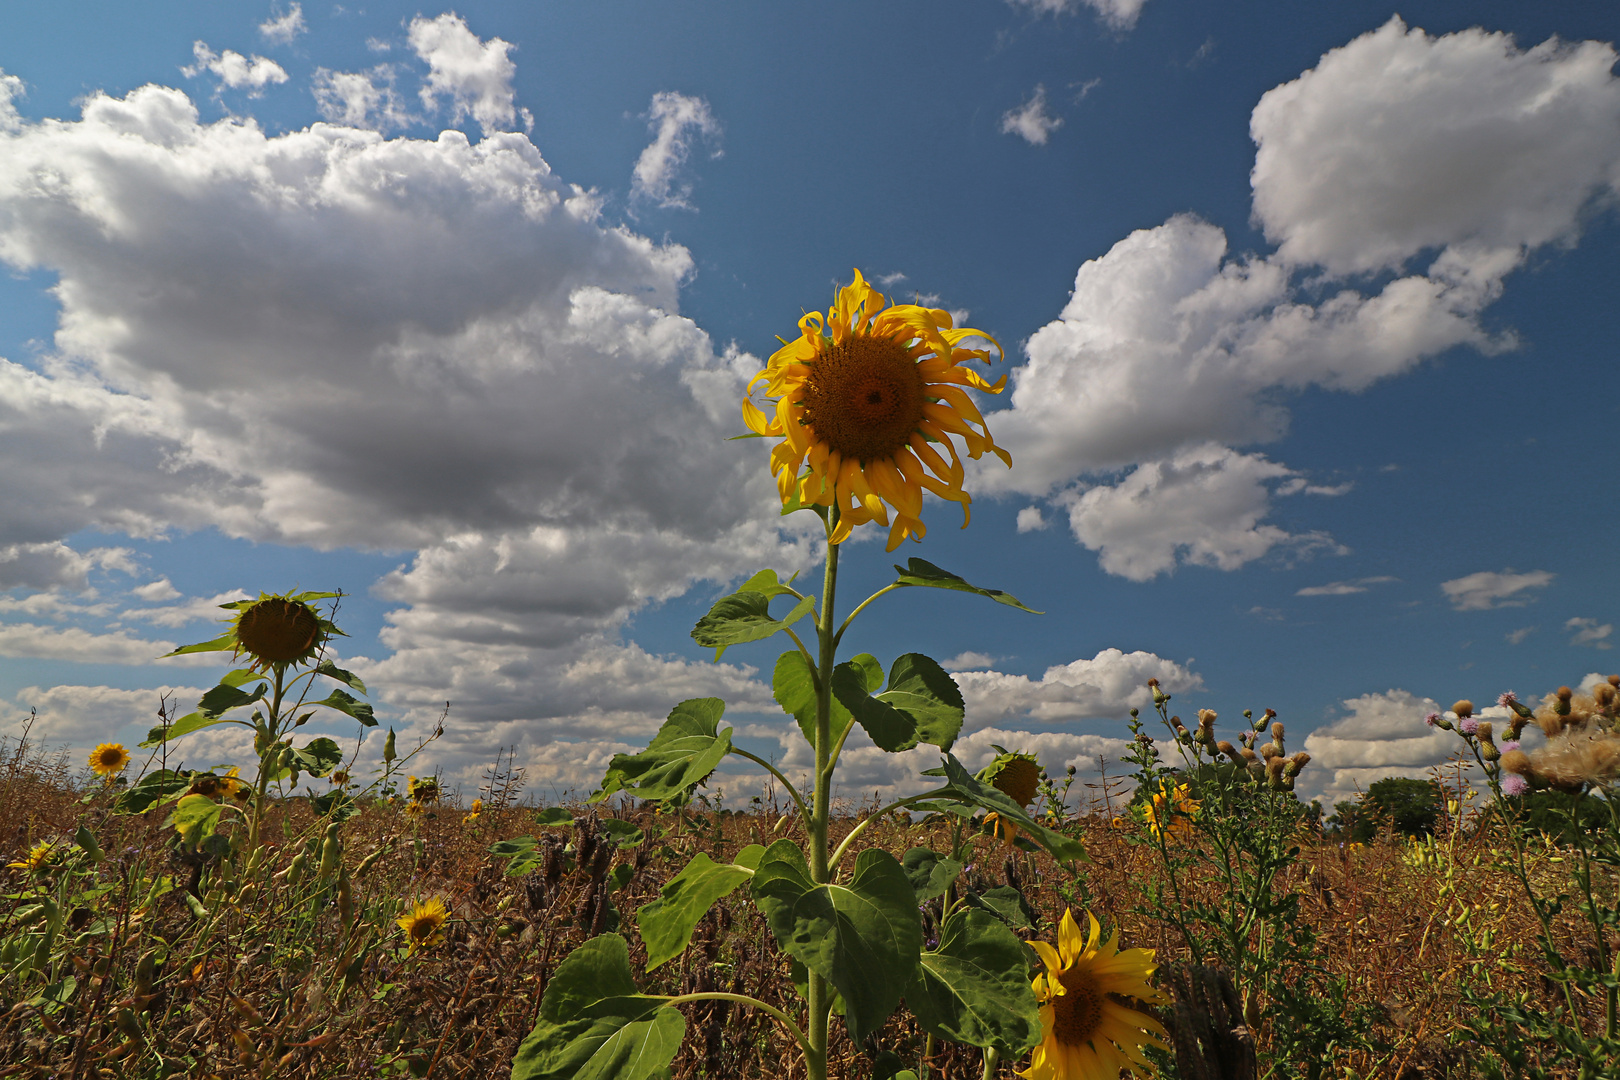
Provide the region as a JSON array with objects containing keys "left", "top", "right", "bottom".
[
  {"left": 1020, "top": 908, "right": 1170, "bottom": 1080},
  {"left": 88, "top": 742, "right": 131, "bottom": 780},
  {"left": 7, "top": 840, "right": 57, "bottom": 872},
  {"left": 744, "top": 270, "right": 1011, "bottom": 550},
  {"left": 397, "top": 896, "right": 450, "bottom": 953}
]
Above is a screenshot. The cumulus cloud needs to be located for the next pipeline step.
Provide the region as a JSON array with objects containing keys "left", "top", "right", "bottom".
[
  {"left": 1000, "top": 85, "right": 1063, "bottom": 145},
  {"left": 989, "top": 18, "right": 1620, "bottom": 579},
  {"left": 631, "top": 92, "right": 722, "bottom": 210},
  {"left": 1059, "top": 445, "right": 1345, "bottom": 581},
  {"left": 1295, "top": 576, "right": 1397, "bottom": 597},
  {"left": 1008, "top": 0, "right": 1149, "bottom": 33},
  {"left": 1440, "top": 569, "right": 1554, "bottom": 610},
  {"left": 0, "top": 622, "right": 195, "bottom": 665},
  {"left": 183, "top": 43, "right": 288, "bottom": 96},
  {"left": 312, "top": 66, "right": 413, "bottom": 130},
  {"left": 122, "top": 589, "right": 250, "bottom": 628},
  {"left": 3, "top": 683, "right": 205, "bottom": 745},
  {"left": 0, "top": 542, "right": 136, "bottom": 591},
  {"left": 1015, "top": 506, "right": 1048, "bottom": 533},
  {"left": 1300, "top": 689, "right": 1496, "bottom": 806},
  {"left": 951, "top": 648, "right": 1201, "bottom": 728},
  {"left": 258, "top": 4, "right": 307, "bottom": 46},
  {"left": 408, "top": 14, "right": 527, "bottom": 134},
  {"left": 1567, "top": 617, "right": 1614, "bottom": 649}
]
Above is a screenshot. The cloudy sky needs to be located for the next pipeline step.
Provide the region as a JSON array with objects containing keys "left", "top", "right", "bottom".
[{"left": 2, "top": 0, "right": 1616, "bottom": 810}]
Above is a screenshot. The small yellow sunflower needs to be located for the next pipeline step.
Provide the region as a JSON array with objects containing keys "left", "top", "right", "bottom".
[
  {"left": 1020, "top": 909, "right": 1170, "bottom": 1080},
  {"left": 397, "top": 896, "right": 450, "bottom": 953},
  {"left": 88, "top": 742, "right": 131, "bottom": 780},
  {"left": 462, "top": 798, "right": 483, "bottom": 825},
  {"left": 1144, "top": 781, "right": 1199, "bottom": 842},
  {"left": 407, "top": 775, "right": 439, "bottom": 805},
  {"left": 744, "top": 269, "right": 1011, "bottom": 550},
  {"left": 7, "top": 840, "right": 57, "bottom": 872}
]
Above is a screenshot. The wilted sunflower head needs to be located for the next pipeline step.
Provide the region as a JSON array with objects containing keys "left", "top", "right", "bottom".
[
  {"left": 397, "top": 896, "right": 450, "bottom": 953},
  {"left": 979, "top": 749, "right": 1042, "bottom": 808},
  {"left": 744, "top": 270, "right": 1011, "bottom": 550},
  {"left": 88, "top": 742, "right": 131, "bottom": 779},
  {"left": 230, "top": 594, "right": 327, "bottom": 670}
]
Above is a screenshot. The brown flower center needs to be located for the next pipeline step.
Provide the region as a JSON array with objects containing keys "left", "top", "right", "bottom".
[
  {"left": 237, "top": 599, "right": 320, "bottom": 663},
  {"left": 1050, "top": 965, "right": 1104, "bottom": 1046},
  {"left": 992, "top": 759, "right": 1041, "bottom": 808},
  {"left": 800, "top": 334, "right": 925, "bottom": 463},
  {"left": 410, "top": 917, "right": 441, "bottom": 942}
]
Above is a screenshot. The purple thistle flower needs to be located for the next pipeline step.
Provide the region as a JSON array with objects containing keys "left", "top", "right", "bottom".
[
  {"left": 1424, "top": 712, "right": 1441, "bottom": 727},
  {"left": 1460, "top": 717, "right": 1480, "bottom": 736},
  {"left": 1502, "top": 740, "right": 1520, "bottom": 753},
  {"left": 1501, "top": 774, "right": 1529, "bottom": 796},
  {"left": 1497, "top": 691, "right": 1519, "bottom": 709}
]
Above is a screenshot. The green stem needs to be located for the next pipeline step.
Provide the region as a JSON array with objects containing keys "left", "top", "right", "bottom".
[
  {"left": 246, "top": 665, "right": 288, "bottom": 855},
  {"left": 665, "top": 992, "right": 813, "bottom": 1059},
  {"left": 981, "top": 1046, "right": 1000, "bottom": 1079},
  {"left": 806, "top": 521, "right": 842, "bottom": 1080},
  {"left": 833, "top": 583, "right": 903, "bottom": 649},
  {"left": 729, "top": 747, "right": 810, "bottom": 820}
]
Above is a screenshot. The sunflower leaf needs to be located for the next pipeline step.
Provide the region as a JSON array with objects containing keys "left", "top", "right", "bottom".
[
  {"left": 890, "top": 558, "right": 1041, "bottom": 614},
  {"left": 167, "top": 793, "right": 224, "bottom": 846},
  {"left": 690, "top": 590, "right": 816, "bottom": 661},
  {"left": 636, "top": 846, "right": 764, "bottom": 970},
  {"left": 314, "top": 659, "right": 367, "bottom": 694},
  {"left": 110, "top": 769, "right": 192, "bottom": 815},
  {"left": 750, "top": 840, "right": 921, "bottom": 1045},
  {"left": 140, "top": 682, "right": 267, "bottom": 747},
  {"left": 831, "top": 654, "right": 963, "bottom": 754},
  {"left": 936, "top": 755, "right": 1089, "bottom": 866},
  {"left": 286, "top": 737, "right": 343, "bottom": 777},
  {"left": 511, "top": 934, "right": 682, "bottom": 1080},
  {"left": 594, "top": 698, "right": 733, "bottom": 803},
  {"left": 161, "top": 631, "right": 239, "bottom": 658},
  {"left": 906, "top": 907, "right": 1041, "bottom": 1054},
  {"left": 773, "top": 650, "right": 853, "bottom": 749},
  {"left": 901, "top": 847, "right": 963, "bottom": 904},
  {"left": 311, "top": 689, "right": 376, "bottom": 728}
]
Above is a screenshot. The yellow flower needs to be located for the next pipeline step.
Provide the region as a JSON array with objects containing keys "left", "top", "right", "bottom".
[
  {"left": 1020, "top": 909, "right": 1170, "bottom": 1080},
  {"left": 407, "top": 775, "right": 439, "bottom": 805},
  {"left": 980, "top": 749, "right": 1043, "bottom": 846},
  {"left": 744, "top": 269, "right": 1010, "bottom": 550},
  {"left": 1144, "top": 781, "right": 1199, "bottom": 841},
  {"left": 397, "top": 896, "right": 450, "bottom": 953},
  {"left": 463, "top": 798, "right": 483, "bottom": 825},
  {"left": 7, "top": 841, "right": 57, "bottom": 872},
  {"left": 88, "top": 742, "right": 131, "bottom": 780}
]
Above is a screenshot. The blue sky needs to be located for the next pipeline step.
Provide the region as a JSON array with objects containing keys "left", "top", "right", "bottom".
[{"left": 1, "top": 0, "right": 1616, "bottom": 808}]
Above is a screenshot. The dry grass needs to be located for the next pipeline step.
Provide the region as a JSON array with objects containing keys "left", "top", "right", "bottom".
[{"left": 0, "top": 733, "right": 1606, "bottom": 1080}]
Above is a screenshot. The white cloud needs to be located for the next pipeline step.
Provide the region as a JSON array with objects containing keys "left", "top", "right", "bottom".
[
  {"left": 1060, "top": 444, "right": 1345, "bottom": 581},
  {"left": 408, "top": 13, "right": 526, "bottom": 135},
  {"left": 0, "top": 542, "right": 136, "bottom": 591},
  {"left": 130, "top": 578, "right": 181, "bottom": 602},
  {"left": 183, "top": 43, "right": 289, "bottom": 96},
  {"left": 631, "top": 92, "right": 722, "bottom": 210},
  {"left": 1295, "top": 576, "right": 1397, "bottom": 597},
  {"left": 1015, "top": 506, "right": 1048, "bottom": 533},
  {"left": 1440, "top": 569, "right": 1554, "bottom": 610},
  {"left": 312, "top": 66, "right": 413, "bottom": 130},
  {"left": 943, "top": 651, "right": 997, "bottom": 671},
  {"left": 1567, "top": 617, "right": 1614, "bottom": 649},
  {"left": 1000, "top": 85, "right": 1063, "bottom": 146},
  {"left": 1506, "top": 626, "right": 1536, "bottom": 645},
  {"left": 1251, "top": 17, "right": 1620, "bottom": 277},
  {"left": 258, "top": 4, "right": 307, "bottom": 46},
  {"left": 1008, "top": 0, "right": 1149, "bottom": 33},
  {"left": 951, "top": 648, "right": 1201, "bottom": 728},
  {"left": 0, "top": 621, "right": 195, "bottom": 665},
  {"left": 1300, "top": 689, "right": 1501, "bottom": 806},
  {"left": 3, "top": 683, "right": 206, "bottom": 746},
  {"left": 122, "top": 589, "right": 250, "bottom": 628}
]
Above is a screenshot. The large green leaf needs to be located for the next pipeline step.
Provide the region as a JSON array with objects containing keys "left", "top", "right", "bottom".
[
  {"left": 773, "top": 650, "right": 853, "bottom": 750},
  {"left": 595, "top": 698, "right": 733, "bottom": 802},
  {"left": 314, "top": 659, "right": 367, "bottom": 694},
  {"left": 750, "top": 841, "right": 921, "bottom": 1044},
  {"left": 690, "top": 589, "right": 816, "bottom": 661},
  {"left": 961, "top": 884, "right": 1037, "bottom": 931},
  {"left": 934, "top": 755, "right": 1088, "bottom": 866},
  {"left": 906, "top": 908, "right": 1041, "bottom": 1054},
  {"left": 167, "top": 793, "right": 224, "bottom": 846},
  {"left": 160, "top": 631, "right": 239, "bottom": 659},
  {"left": 511, "top": 934, "right": 682, "bottom": 1080},
  {"left": 286, "top": 737, "right": 343, "bottom": 777},
  {"left": 901, "top": 847, "right": 962, "bottom": 904},
  {"left": 831, "top": 654, "right": 964, "bottom": 754},
  {"left": 637, "top": 845, "right": 764, "bottom": 970},
  {"left": 891, "top": 558, "right": 1041, "bottom": 614},
  {"left": 111, "top": 769, "right": 192, "bottom": 815},
  {"left": 312, "top": 688, "right": 375, "bottom": 727},
  {"left": 141, "top": 681, "right": 266, "bottom": 747},
  {"left": 488, "top": 835, "right": 546, "bottom": 877}
]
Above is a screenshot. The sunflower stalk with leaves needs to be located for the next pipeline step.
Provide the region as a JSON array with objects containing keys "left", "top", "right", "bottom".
[
  {"left": 138, "top": 591, "right": 376, "bottom": 855},
  {"left": 511, "top": 273, "right": 1166, "bottom": 1080}
]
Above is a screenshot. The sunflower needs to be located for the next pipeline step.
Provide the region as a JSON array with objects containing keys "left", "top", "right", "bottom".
[
  {"left": 407, "top": 775, "right": 439, "bottom": 805},
  {"left": 744, "top": 270, "right": 1011, "bottom": 550},
  {"left": 1020, "top": 909, "right": 1170, "bottom": 1080},
  {"left": 463, "top": 798, "right": 483, "bottom": 825},
  {"left": 979, "top": 749, "right": 1042, "bottom": 845},
  {"left": 1144, "top": 781, "right": 1199, "bottom": 842},
  {"left": 7, "top": 841, "right": 57, "bottom": 872},
  {"left": 397, "top": 896, "right": 450, "bottom": 953},
  {"left": 88, "top": 742, "right": 131, "bottom": 780}
]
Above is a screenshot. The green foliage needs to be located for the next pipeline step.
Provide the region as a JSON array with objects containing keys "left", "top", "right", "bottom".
[
  {"left": 899, "top": 847, "right": 961, "bottom": 904},
  {"left": 774, "top": 649, "right": 855, "bottom": 748},
  {"left": 889, "top": 558, "right": 1041, "bottom": 614},
  {"left": 636, "top": 846, "right": 764, "bottom": 969},
  {"left": 1500, "top": 789, "right": 1614, "bottom": 845},
  {"left": 831, "top": 653, "right": 964, "bottom": 754},
  {"left": 690, "top": 584, "right": 816, "bottom": 661},
  {"left": 1365, "top": 776, "right": 1444, "bottom": 839},
  {"left": 594, "top": 698, "right": 733, "bottom": 803},
  {"left": 905, "top": 907, "right": 1041, "bottom": 1054}
]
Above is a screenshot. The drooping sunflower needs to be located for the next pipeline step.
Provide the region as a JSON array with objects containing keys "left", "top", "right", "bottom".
[
  {"left": 164, "top": 590, "right": 344, "bottom": 671},
  {"left": 88, "top": 742, "right": 131, "bottom": 780},
  {"left": 7, "top": 840, "right": 57, "bottom": 872},
  {"left": 744, "top": 270, "right": 1011, "bottom": 550},
  {"left": 407, "top": 775, "right": 440, "bottom": 805},
  {"left": 397, "top": 896, "right": 450, "bottom": 954},
  {"left": 1020, "top": 908, "right": 1170, "bottom": 1080},
  {"left": 1144, "top": 781, "right": 1199, "bottom": 842},
  {"left": 979, "top": 748, "right": 1042, "bottom": 845}
]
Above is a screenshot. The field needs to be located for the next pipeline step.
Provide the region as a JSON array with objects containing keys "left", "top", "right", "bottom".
[{"left": 4, "top": 722, "right": 1613, "bottom": 1080}]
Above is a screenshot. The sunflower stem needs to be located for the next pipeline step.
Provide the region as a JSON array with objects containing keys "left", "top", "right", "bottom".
[
  {"left": 980, "top": 1046, "right": 1000, "bottom": 1079},
  {"left": 245, "top": 663, "right": 288, "bottom": 856},
  {"left": 806, "top": 521, "right": 842, "bottom": 1080}
]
